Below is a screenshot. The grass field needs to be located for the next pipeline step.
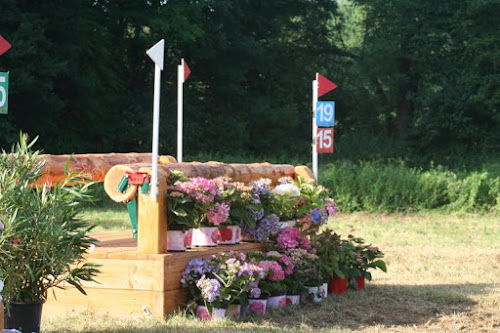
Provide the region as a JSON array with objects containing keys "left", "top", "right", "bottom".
[{"left": 42, "top": 210, "right": 500, "bottom": 332}]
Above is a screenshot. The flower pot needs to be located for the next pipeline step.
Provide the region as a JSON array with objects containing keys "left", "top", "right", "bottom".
[
  {"left": 226, "top": 304, "right": 241, "bottom": 319},
  {"left": 267, "top": 295, "right": 287, "bottom": 309},
  {"left": 5, "top": 300, "right": 45, "bottom": 333},
  {"left": 231, "top": 225, "right": 241, "bottom": 244},
  {"left": 184, "top": 228, "right": 193, "bottom": 249},
  {"left": 218, "top": 227, "right": 235, "bottom": 245},
  {"left": 241, "top": 230, "right": 257, "bottom": 242},
  {"left": 246, "top": 298, "right": 267, "bottom": 315},
  {"left": 278, "top": 220, "right": 296, "bottom": 229},
  {"left": 286, "top": 295, "right": 300, "bottom": 305},
  {"left": 307, "top": 286, "right": 322, "bottom": 303},
  {"left": 192, "top": 227, "right": 218, "bottom": 247},
  {"left": 320, "top": 282, "right": 328, "bottom": 299},
  {"left": 355, "top": 276, "right": 365, "bottom": 290},
  {"left": 212, "top": 307, "right": 227, "bottom": 319},
  {"left": 166, "top": 230, "right": 186, "bottom": 252},
  {"left": 328, "top": 277, "right": 347, "bottom": 295},
  {"left": 196, "top": 305, "right": 226, "bottom": 320}
]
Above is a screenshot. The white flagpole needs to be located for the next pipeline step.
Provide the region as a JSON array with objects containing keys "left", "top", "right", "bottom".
[
  {"left": 177, "top": 59, "right": 184, "bottom": 163},
  {"left": 312, "top": 73, "right": 319, "bottom": 182},
  {"left": 146, "top": 39, "right": 164, "bottom": 201},
  {"left": 151, "top": 63, "right": 161, "bottom": 201}
]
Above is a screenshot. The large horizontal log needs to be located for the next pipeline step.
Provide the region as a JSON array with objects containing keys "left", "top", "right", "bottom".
[
  {"left": 104, "top": 162, "right": 296, "bottom": 202},
  {"left": 36, "top": 153, "right": 176, "bottom": 186},
  {"left": 294, "top": 165, "right": 317, "bottom": 185}
]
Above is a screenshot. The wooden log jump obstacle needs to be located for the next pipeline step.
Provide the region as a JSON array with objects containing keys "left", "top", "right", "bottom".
[{"left": 38, "top": 155, "right": 316, "bottom": 320}]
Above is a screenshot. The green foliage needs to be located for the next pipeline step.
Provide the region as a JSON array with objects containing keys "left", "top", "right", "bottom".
[
  {"left": 0, "top": 134, "right": 99, "bottom": 303},
  {"left": 321, "top": 160, "right": 500, "bottom": 213}
]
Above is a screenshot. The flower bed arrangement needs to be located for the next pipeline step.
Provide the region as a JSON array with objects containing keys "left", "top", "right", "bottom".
[{"left": 172, "top": 173, "right": 387, "bottom": 319}]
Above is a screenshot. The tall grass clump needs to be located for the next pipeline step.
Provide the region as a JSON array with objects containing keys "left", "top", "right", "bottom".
[{"left": 320, "top": 160, "right": 500, "bottom": 213}]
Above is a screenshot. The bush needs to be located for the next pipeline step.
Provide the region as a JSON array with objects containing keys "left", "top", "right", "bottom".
[
  {"left": 0, "top": 134, "right": 99, "bottom": 303},
  {"left": 320, "top": 160, "right": 500, "bottom": 213}
]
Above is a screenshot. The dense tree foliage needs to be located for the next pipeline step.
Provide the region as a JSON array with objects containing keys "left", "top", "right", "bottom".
[{"left": 0, "top": 0, "right": 498, "bottom": 164}]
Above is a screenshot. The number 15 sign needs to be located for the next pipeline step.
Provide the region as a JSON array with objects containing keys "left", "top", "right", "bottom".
[{"left": 317, "top": 128, "right": 334, "bottom": 153}]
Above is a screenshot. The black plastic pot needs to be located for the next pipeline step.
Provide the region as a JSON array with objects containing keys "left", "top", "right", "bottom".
[{"left": 5, "top": 299, "right": 45, "bottom": 333}]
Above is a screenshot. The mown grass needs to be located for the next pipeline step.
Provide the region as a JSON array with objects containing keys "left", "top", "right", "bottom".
[{"left": 43, "top": 211, "right": 500, "bottom": 332}]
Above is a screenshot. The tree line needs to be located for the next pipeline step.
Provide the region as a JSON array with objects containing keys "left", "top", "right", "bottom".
[{"left": 0, "top": 0, "right": 498, "bottom": 165}]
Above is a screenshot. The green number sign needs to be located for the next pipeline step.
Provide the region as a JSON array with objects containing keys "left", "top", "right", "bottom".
[{"left": 0, "top": 72, "right": 8, "bottom": 115}]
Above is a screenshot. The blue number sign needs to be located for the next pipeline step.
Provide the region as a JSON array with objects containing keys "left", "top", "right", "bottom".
[{"left": 316, "top": 101, "right": 335, "bottom": 127}]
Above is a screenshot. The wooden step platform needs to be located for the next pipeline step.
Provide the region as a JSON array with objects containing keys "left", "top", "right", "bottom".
[{"left": 43, "top": 230, "right": 266, "bottom": 319}]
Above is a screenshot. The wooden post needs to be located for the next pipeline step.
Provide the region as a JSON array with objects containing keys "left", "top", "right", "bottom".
[{"left": 137, "top": 168, "right": 168, "bottom": 254}]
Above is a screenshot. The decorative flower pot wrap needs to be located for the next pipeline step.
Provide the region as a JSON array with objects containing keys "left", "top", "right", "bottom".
[
  {"left": 320, "top": 282, "right": 328, "bottom": 299},
  {"left": 184, "top": 228, "right": 193, "bottom": 249},
  {"left": 267, "top": 295, "right": 287, "bottom": 309},
  {"left": 307, "top": 286, "right": 323, "bottom": 303},
  {"left": 166, "top": 230, "right": 186, "bottom": 252},
  {"left": 231, "top": 225, "right": 241, "bottom": 244},
  {"left": 246, "top": 298, "right": 267, "bottom": 315},
  {"left": 226, "top": 304, "right": 241, "bottom": 319},
  {"left": 217, "top": 227, "right": 235, "bottom": 245},
  {"left": 192, "top": 227, "right": 219, "bottom": 247},
  {"left": 286, "top": 295, "right": 300, "bottom": 305},
  {"left": 196, "top": 305, "right": 212, "bottom": 321},
  {"left": 278, "top": 220, "right": 296, "bottom": 229}
]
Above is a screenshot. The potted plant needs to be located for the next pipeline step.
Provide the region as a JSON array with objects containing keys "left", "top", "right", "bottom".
[
  {"left": 217, "top": 181, "right": 252, "bottom": 245},
  {"left": 271, "top": 177, "right": 300, "bottom": 228},
  {"left": 0, "top": 134, "right": 99, "bottom": 333},
  {"left": 313, "top": 230, "right": 343, "bottom": 297},
  {"left": 209, "top": 252, "right": 262, "bottom": 319},
  {"left": 346, "top": 236, "right": 387, "bottom": 290},
  {"left": 166, "top": 171, "right": 197, "bottom": 251},
  {"left": 172, "top": 176, "right": 223, "bottom": 247}
]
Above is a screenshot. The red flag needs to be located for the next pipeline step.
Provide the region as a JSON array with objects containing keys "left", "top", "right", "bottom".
[
  {"left": 317, "top": 73, "right": 338, "bottom": 97},
  {"left": 183, "top": 59, "right": 191, "bottom": 82},
  {"left": 0, "top": 36, "right": 11, "bottom": 56}
]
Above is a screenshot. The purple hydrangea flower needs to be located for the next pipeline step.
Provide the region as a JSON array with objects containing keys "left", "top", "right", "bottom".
[
  {"left": 310, "top": 209, "right": 322, "bottom": 224},
  {"left": 196, "top": 275, "right": 221, "bottom": 303},
  {"left": 249, "top": 287, "right": 261, "bottom": 299}
]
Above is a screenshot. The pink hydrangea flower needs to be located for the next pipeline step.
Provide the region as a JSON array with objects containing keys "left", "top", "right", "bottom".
[
  {"left": 207, "top": 203, "right": 230, "bottom": 225},
  {"left": 258, "top": 261, "right": 285, "bottom": 281},
  {"left": 276, "top": 227, "right": 311, "bottom": 250}
]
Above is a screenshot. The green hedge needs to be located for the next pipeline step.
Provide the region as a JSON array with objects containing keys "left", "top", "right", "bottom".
[{"left": 320, "top": 161, "right": 500, "bottom": 213}]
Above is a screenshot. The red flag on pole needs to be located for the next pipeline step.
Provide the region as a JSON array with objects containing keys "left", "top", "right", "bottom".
[
  {"left": 183, "top": 60, "right": 191, "bottom": 82},
  {"left": 0, "top": 36, "right": 11, "bottom": 56},
  {"left": 317, "top": 73, "right": 337, "bottom": 97}
]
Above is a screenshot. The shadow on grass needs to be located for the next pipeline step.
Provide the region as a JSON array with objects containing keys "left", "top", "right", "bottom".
[
  {"left": 45, "top": 283, "right": 494, "bottom": 333},
  {"left": 265, "top": 283, "right": 489, "bottom": 330}
]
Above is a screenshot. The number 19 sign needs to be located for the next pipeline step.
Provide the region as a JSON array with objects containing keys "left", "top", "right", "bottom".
[
  {"left": 316, "top": 101, "right": 335, "bottom": 127},
  {"left": 317, "top": 128, "right": 334, "bottom": 153}
]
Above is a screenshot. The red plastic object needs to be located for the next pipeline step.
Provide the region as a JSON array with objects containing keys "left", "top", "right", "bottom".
[
  {"left": 126, "top": 172, "right": 149, "bottom": 185},
  {"left": 317, "top": 73, "right": 338, "bottom": 97},
  {"left": 355, "top": 276, "right": 365, "bottom": 290},
  {"left": 328, "top": 277, "right": 347, "bottom": 295},
  {"left": 0, "top": 35, "right": 11, "bottom": 56}
]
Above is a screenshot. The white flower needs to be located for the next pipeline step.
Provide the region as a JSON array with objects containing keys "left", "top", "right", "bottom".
[
  {"left": 272, "top": 184, "right": 300, "bottom": 197},
  {"left": 0, "top": 279, "right": 4, "bottom": 292}
]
